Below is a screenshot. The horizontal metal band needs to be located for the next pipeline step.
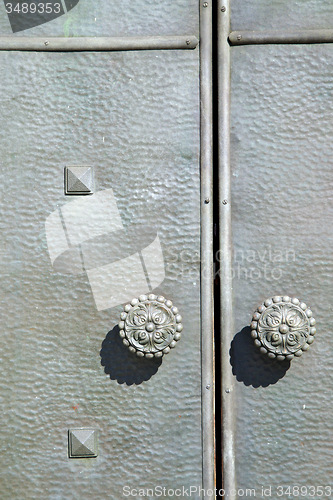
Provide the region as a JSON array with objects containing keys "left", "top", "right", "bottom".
[
  {"left": 0, "top": 35, "right": 198, "bottom": 51},
  {"left": 229, "top": 29, "right": 333, "bottom": 45}
]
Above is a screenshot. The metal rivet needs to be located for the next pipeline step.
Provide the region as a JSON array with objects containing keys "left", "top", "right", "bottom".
[
  {"left": 222, "top": 199, "right": 228, "bottom": 205},
  {"left": 65, "top": 166, "right": 94, "bottom": 195},
  {"left": 221, "top": 6, "right": 226, "bottom": 11},
  {"left": 203, "top": 2, "right": 208, "bottom": 6},
  {"left": 225, "top": 388, "right": 230, "bottom": 393},
  {"left": 186, "top": 39, "right": 191, "bottom": 45},
  {"left": 206, "top": 384, "right": 211, "bottom": 390},
  {"left": 237, "top": 35, "right": 242, "bottom": 41},
  {"left": 205, "top": 197, "right": 210, "bottom": 204},
  {"left": 65, "top": 165, "right": 94, "bottom": 195},
  {"left": 44, "top": 40, "right": 49, "bottom": 46},
  {"left": 68, "top": 428, "right": 98, "bottom": 458}
]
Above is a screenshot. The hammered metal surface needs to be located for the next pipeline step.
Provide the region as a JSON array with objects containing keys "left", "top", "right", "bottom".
[
  {"left": 0, "top": 50, "right": 201, "bottom": 498},
  {"left": 0, "top": 0, "right": 199, "bottom": 37},
  {"left": 231, "top": 44, "right": 333, "bottom": 493},
  {"left": 231, "top": 0, "right": 333, "bottom": 32}
]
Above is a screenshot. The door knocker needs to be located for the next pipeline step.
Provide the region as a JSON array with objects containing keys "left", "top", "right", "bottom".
[
  {"left": 251, "top": 296, "right": 316, "bottom": 361},
  {"left": 119, "top": 295, "right": 183, "bottom": 358}
]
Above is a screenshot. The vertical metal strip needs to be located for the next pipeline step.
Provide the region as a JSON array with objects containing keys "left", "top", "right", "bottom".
[
  {"left": 218, "top": 0, "right": 236, "bottom": 498},
  {"left": 200, "top": 1, "right": 215, "bottom": 498}
]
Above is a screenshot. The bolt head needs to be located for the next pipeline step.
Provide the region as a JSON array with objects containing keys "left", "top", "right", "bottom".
[{"left": 221, "top": 6, "right": 226, "bottom": 11}]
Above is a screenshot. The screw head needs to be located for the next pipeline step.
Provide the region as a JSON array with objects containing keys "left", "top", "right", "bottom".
[
  {"left": 203, "top": 2, "right": 208, "bottom": 6},
  {"left": 204, "top": 197, "right": 210, "bottom": 204},
  {"left": 237, "top": 34, "right": 242, "bottom": 41},
  {"left": 222, "top": 199, "right": 228, "bottom": 205},
  {"left": 221, "top": 6, "right": 226, "bottom": 11},
  {"left": 186, "top": 39, "right": 191, "bottom": 45},
  {"left": 44, "top": 40, "right": 49, "bottom": 46}
]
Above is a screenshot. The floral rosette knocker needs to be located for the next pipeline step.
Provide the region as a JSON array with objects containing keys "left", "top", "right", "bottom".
[
  {"left": 251, "top": 296, "right": 316, "bottom": 361},
  {"left": 118, "top": 294, "right": 183, "bottom": 358}
]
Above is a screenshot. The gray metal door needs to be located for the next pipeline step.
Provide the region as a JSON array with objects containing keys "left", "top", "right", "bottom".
[
  {"left": 220, "top": 1, "right": 333, "bottom": 498},
  {"left": 0, "top": 2, "right": 215, "bottom": 499}
]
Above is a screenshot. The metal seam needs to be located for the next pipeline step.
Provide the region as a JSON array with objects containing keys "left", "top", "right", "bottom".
[
  {"left": 218, "top": 0, "right": 236, "bottom": 498},
  {"left": 200, "top": 0, "right": 215, "bottom": 498},
  {"left": 229, "top": 29, "right": 333, "bottom": 45},
  {"left": 0, "top": 35, "right": 199, "bottom": 52}
]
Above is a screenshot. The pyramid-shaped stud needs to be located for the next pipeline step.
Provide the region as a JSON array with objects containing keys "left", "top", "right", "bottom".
[
  {"left": 68, "top": 428, "right": 98, "bottom": 458},
  {"left": 65, "top": 166, "right": 94, "bottom": 195}
]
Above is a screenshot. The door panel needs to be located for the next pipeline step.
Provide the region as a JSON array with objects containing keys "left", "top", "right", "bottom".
[
  {"left": 0, "top": 0, "right": 199, "bottom": 37},
  {"left": 0, "top": 50, "right": 202, "bottom": 498},
  {"left": 231, "top": 0, "right": 333, "bottom": 32},
  {"left": 230, "top": 44, "right": 333, "bottom": 493}
]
